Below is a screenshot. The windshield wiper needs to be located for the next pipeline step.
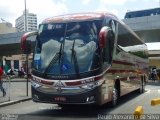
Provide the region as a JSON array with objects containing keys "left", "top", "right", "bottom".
[
  {"left": 42, "top": 42, "right": 63, "bottom": 77},
  {"left": 59, "top": 42, "right": 63, "bottom": 64},
  {"left": 71, "top": 39, "right": 79, "bottom": 76}
]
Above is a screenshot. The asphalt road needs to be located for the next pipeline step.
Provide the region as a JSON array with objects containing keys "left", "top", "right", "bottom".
[{"left": 0, "top": 81, "right": 160, "bottom": 120}]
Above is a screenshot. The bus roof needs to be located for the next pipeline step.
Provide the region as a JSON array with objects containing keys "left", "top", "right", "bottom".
[{"left": 42, "top": 12, "right": 118, "bottom": 24}]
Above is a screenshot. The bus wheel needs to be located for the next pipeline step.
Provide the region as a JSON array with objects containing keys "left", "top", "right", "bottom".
[
  {"left": 111, "top": 87, "right": 118, "bottom": 107},
  {"left": 139, "top": 76, "right": 145, "bottom": 93}
]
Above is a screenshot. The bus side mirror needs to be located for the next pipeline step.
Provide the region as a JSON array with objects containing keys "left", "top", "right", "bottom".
[
  {"left": 99, "top": 26, "right": 112, "bottom": 48},
  {"left": 21, "top": 31, "right": 38, "bottom": 54}
]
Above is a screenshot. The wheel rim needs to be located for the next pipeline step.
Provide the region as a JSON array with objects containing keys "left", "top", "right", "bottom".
[{"left": 112, "top": 88, "right": 118, "bottom": 106}]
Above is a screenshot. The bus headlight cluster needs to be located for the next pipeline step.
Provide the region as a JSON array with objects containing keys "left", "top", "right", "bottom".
[
  {"left": 81, "top": 82, "right": 96, "bottom": 89},
  {"left": 31, "top": 81, "right": 41, "bottom": 88},
  {"left": 96, "top": 79, "right": 105, "bottom": 86},
  {"left": 80, "top": 79, "right": 105, "bottom": 89}
]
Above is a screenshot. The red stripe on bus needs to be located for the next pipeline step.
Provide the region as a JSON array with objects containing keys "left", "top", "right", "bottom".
[
  {"left": 119, "top": 76, "right": 138, "bottom": 81},
  {"left": 107, "top": 69, "right": 136, "bottom": 73},
  {"left": 112, "top": 60, "right": 135, "bottom": 66}
]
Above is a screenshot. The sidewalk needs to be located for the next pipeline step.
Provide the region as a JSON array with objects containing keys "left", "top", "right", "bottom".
[
  {"left": 4, "top": 77, "right": 29, "bottom": 82},
  {"left": 0, "top": 78, "right": 32, "bottom": 107},
  {"left": 147, "top": 79, "right": 160, "bottom": 84}
]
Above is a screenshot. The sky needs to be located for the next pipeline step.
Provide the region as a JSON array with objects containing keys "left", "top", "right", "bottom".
[
  {"left": 0, "top": 0, "right": 160, "bottom": 26},
  {"left": 0, "top": 0, "right": 160, "bottom": 50}
]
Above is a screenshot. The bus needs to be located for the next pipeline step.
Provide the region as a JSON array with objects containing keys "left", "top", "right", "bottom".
[{"left": 21, "top": 12, "right": 148, "bottom": 106}]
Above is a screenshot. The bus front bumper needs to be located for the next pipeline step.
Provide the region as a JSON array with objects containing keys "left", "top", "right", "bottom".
[{"left": 31, "top": 86, "right": 100, "bottom": 105}]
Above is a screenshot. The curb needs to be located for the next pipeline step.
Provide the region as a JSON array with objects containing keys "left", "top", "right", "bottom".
[
  {"left": 4, "top": 80, "right": 28, "bottom": 82},
  {"left": 0, "top": 98, "right": 32, "bottom": 107}
]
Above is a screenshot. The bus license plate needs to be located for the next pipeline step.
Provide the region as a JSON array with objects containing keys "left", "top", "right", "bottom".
[{"left": 54, "top": 97, "right": 66, "bottom": 102}]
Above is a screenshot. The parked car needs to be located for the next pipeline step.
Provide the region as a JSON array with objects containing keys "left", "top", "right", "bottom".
[
  {"left": 7, "top": 69, "right": 18, "bottom": 76},
  {"left": 7, "top": 69, "right": 25, "bottom": 77}
]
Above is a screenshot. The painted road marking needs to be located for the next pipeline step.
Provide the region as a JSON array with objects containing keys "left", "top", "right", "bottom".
[{"left": 146, "top": 89, "right": 151, "bottom": 94}]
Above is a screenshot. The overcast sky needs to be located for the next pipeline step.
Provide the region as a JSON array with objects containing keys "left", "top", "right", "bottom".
[
  {"left": 0, "top": 0, "right": 160, "bottom": 50},
  {"left": 0, "top": 0, "right": 159, "bottom": 25}
]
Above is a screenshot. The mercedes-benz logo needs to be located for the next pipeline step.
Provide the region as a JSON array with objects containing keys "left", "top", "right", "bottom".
[
  {"left": 55, "top": 80, "right": 65, "bottom": 87},
  {"left": 54, "top": 80, "right": 65, "bottom": 93}
]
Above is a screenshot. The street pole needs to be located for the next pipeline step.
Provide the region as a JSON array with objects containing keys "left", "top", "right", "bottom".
[
  {"left": 24, "top": 0, "right": 29, "bottom": 96},
  {"left": 24, "top": 0, "right": 27, "bottom": 32},
  {"left": 26, "top": 54, "right": 29, "bottom": 96}
]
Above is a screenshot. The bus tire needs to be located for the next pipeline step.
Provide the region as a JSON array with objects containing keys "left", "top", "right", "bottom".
[
  {"left": 111, "top": 87, "right": 118, "bottom": 107},
  {"left": 139, "top": 75, "right": 145, "bottom": 93}
]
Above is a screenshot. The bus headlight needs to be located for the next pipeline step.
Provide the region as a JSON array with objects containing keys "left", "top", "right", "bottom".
[
  {"left": 81, "top": 83, "right": 95, "bottom": 89},
  {"left": 80, "top": 78, "right": 105, "bottom": 89},
  {"left": 31, "top": 81, "right": 41, "bottom": 88},
  {"left": 95, "top": 79, "right": 104, "bottom": 86}
]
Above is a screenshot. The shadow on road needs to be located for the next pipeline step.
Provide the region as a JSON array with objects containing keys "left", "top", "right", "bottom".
[{"left": 23, "top": 90, "right": 142, "bottom": 120}]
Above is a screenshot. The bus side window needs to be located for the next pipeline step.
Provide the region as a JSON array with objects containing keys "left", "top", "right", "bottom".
[{"left": 116, "top": 22, "right": 147, "bottom": 59}]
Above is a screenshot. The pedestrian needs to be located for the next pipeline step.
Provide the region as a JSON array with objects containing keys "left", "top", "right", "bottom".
[
  {"left": 152, "top": 68, "right": 157, "bottom": 82},
  {"left": 10, "top": 67, "right": 14, "bottom": 75},
  {"left": 151, "top": 70, "right": 154, "bottom": 81},
  {"left": 18, "top": 67, "right": 25, "bottom": 77},
  {"left": 158, "top": 70, "right": 160, "bottom": 80},
  {"left": 0, "top": 65, "right": 6, "bottom": 97}
]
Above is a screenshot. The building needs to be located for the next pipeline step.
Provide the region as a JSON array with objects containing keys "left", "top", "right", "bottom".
[
  {"left": 0, "top": 11, "right": 37, "bottom": 73},
  {"left": 2, "top": 54, "right": 33, "bottom": 74},
  {"left": 125, "top": 8, "right": 160, "bottom": 19},
  {"left": 15, "top": 10, "right": 37, "bottom": 32},
  {"left": 0, "top": 22, "right": 17, "bottom": 34},
  {"left": 148, "top": 50, "right": 160, "bottom": 68}
]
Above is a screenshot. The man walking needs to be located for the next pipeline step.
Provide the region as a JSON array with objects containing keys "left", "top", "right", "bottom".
[{"left": 0, "top": 66, "right": 6, "bottom": 97}]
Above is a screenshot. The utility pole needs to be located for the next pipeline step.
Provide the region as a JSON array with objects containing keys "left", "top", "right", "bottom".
[
  {"left": 24, "top": 0, "right": 29, "bottom": 96},
  {"left": 24, "top": 0, "right": 27, "bottom": 32}
]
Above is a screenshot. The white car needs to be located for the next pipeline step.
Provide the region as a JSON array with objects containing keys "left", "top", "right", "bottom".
[{"left": 7, "top": 69, "right": 19, "bottom": 77}]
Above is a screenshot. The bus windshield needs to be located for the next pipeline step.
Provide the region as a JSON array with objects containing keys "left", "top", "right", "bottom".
[{"left": 33, "top": 20, "right": 102, "bottom": 76}]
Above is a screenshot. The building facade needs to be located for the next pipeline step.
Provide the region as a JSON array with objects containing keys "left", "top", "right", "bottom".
[
  {"left": 125, "top": 8, "right": 160, "bottom": 19},
  {"left": 2, "top": 54, "right": 33, "bottom": 74},
  {"left": 0, "top": 30, "right": 36, "bottom": 74},
  {"left": 0, "top": 22, "right": 16, "bottom": 34},
  {"left": 15, "top": 10, "right": 37, "bottom": 32}
]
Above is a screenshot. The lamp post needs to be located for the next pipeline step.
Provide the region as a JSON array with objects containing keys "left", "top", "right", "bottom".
[
  {"left": 24, "top": 0, "right": 29, "bottom": 96},
  {"left": 24, "top": 0, "right": 27, "bottom": 32}
]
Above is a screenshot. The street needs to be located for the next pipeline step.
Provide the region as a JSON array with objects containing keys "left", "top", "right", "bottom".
[{"left": 0, "top": 81, "right": 160, "bottom": 120}]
